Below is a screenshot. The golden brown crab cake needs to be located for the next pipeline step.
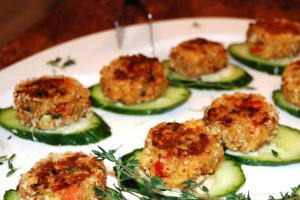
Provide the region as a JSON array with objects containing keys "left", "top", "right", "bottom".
[
  {"left": 100, "top": 54, "right": 169, "bottom": 105},
  {"left": 282, "top": 60, "right": 300, "bottom": 107},
  {"left": 246, "top": 18, "right": 300, "bottom": 59},
  {"left": 17, "top": 152, "right": 107, "bottom": 200},
  {"left": 169, "top": 38, "right": 228, "bottom": 78},
  {"left": 139, "top": 119, "right": 224, "bottom": 188},
  {"left": 14, "top": 75, "right": 91, "bottom": 130},
  {"left": 204, "top": 93, "right": 279, "bottom": 153}
]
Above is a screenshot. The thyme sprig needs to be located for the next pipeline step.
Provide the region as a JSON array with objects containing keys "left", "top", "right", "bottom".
[
  {"left": 1, "top": 154, "right": 18, "bottom": 177},
  {"left": 226, "top": 185, "right": 300, "bottom": 200},
  {"left": 271, "top": 149, "right": 279, "bottom": 157},
  {"left": 268, "top": 184, "right": 300, "bottom": 200},
  {"left": 47, "top": 57, "right": 76, "bottom": 69},
  {"left": 92, "top": 146, "right": 210, "bottom": 200},
  {"left": 91, "top": 146, "right": 300, "bottom": 200}
]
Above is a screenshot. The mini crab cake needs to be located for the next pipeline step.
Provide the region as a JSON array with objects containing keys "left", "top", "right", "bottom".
[
  {"left": 14, "top": 75, "right": 91, "bottom": 130},
  {"left": 246, "top": 18, "right": 300, "bottom": 59},
  {"left": 204, "top": 93, "right": 279, "bottom": 153},
  {"left": 282, "top": 60, "right": 300, "bottom": 107},
  {"left": 169, "top": 38, "right": 228, "bottom": 78},
  {"left": 100, "top": 54, "right": 169, "bottom": 105},
  {"left": 17, "top": 152, "right": 107, "bottom": 200},
  {"left": 139, "top": 119, "right": 224, "bottom": 188}
]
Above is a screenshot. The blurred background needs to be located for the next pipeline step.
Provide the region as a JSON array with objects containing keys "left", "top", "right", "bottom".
[{"left": 1, "top": 0, "right": 300, "bottom": 69}]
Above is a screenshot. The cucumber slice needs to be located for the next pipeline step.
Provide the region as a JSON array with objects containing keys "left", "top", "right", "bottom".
[
  {"left": 3, "top": 188, "right": 123, "bottom": 200},
  {"left": 117, "top": 148, "right": 245, "bottom": 199},
  {"left": 90, "top": 85, "right": 191, "bottom": 115},
  {"left": 3, "top": 190, "right": 20, "bottom": 200},
  {"left": 226, "top": 125, "right": 300, "bottom": 166},
  {"left": 228, "top": 43, "right": 300, "bottom": 75},
  {"left": 273, "top": 90, "right": 300, "bottom": 117},
  {"left": 164, "top": 61, "right": 252, "bottom": 90},
  {"left": 0, "top": 107, "right": 111, "bottom": 145}
]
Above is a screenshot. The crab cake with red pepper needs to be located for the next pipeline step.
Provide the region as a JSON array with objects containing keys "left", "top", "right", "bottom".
[
  {"left": 204, "top": 93, "right": 279, "bottom": 153},
  {"left": 246, "top": 18, "right": 300, "bottom": 59},
  {"left": 282, "top": 60, "right": 300, "bottom": 107},
  {"left": 139, "top": 119, "right": 224, "bottom": 188},
  {"left": 17, "top": 152, "right": 107, "bottom": 200},
  {"left": 100, "top": 54, "right": 169, "bottom": 105},
  {"left": 169, "top": 38, "right": 228, "bottom": 78},
  {"left": 14, "top": 75, "right": 91, "bottom": 130}
]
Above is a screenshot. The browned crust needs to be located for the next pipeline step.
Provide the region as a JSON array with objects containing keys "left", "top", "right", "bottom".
[
  {"left": 14, "top": 75, "right": 91, "bottom": 129},
  {"left": 139, "top": 120, "right": 224, "bottom": 188},
  {"left": 248, "top": 18, "right": 300, "bottom": 35},
  {"left": 151, "top": 122, "right": 210, "bottom": 157},
  {"left": 204, "top": 93, "right": 279, "bottom": 152},
  {"left": 169, "top": 38, "right": 228, "bottom": 77},
  {"left": 100, "top": 54, "right": 169, "bottom": 105},
  {"left": 246, "top": 18, "right": 300, "bottom": 59},
  {"left": 17, "top": 152, "right": 106, "bottom": 199}
]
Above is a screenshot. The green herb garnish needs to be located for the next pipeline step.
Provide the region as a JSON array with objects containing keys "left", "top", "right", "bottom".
[
  {"left": 92, "top": 146, "right": 210, "bottom": 200},
  {"left": 0, "top": 155, "right": 8, "bottom": 162},
  {"left": 47, "top": 57, "right": 76, "bottom": 69},
  {"left": 62, "top": 58, "right": 76, "bottom": 68},
  {"left": 226, "top": 192, "right": 251, "bottom": 200},
  {"left": 7, "top": 136, "right": 12, "bottom": 140},
  {"left": 0, "top": 154, "right": 18, "bottom": 177},
  {"left": 268, "top": 184, "right": 300, "bottom": 200},
  {"left": 7, "top": 154, "right": 17, "bottom": 177},
  {"left": 271, "top": 149, "right": 279, "bottom": 157},
  {"left": 91, "top": 146, "right": 300, "bottom": 200},
  {"left": 47, "top": 57, "right": 62, "bottom": 66},
  {"left": 67, "top": 166, "right": 77, "bottom": 174}
]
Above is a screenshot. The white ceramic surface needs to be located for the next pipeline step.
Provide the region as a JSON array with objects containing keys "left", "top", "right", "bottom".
[{"left": 0, "top": 17, "right": 299, "bottom": 199}]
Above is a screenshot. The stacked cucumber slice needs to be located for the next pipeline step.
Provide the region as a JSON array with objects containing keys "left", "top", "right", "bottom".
[
  {"left": 226, "top": 125, "right": 300, "bottom": 166},
  {"left": 116, "top": 148, "right": 245, "bottom": 199},
  {"left": 164, "top": 61, "right": 252, "bottom": 90},
  {"left": 0, "top": 107, "right": 111, "bottom": 145},
  {"left": 228, "top": 43, "right": 296, "bottom": 75},
  {"left": 90, "top": 85, "right": 191, "bottom": 115}
]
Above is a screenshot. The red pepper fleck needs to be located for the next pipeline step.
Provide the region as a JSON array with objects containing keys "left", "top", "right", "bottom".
[
  {"left": 252, "top": 119, "right": 259, "bottom": 126},
  {"left": 251, "top": 43, "right": 262, "bottom": 52},
  {"left": 155, "top": 161, "right": 166, "bottom": 178},
  {"left": 54, "top": 104, "right": 66, "bottom": 113},
  {"left": 240, "top": 100, "right": 262, "bottom": 107}
]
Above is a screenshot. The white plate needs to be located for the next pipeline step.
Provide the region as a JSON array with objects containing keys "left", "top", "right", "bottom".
[{"left": 0, "top": 17, "right": 299, "bottom": 199}]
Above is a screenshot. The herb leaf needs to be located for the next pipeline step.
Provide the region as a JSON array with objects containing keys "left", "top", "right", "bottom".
[
  {"left": 150, "top": 176, "right": 168, "bottom": 190},
  {"left": 47, "top": 57, "right": 75, "bottom": 69},
  {"left": 201, "top": 185, "right": 209, "bottom": 193},
  {"left": 226, "top": 192, "right": 251, "bottom": 200},
  {"left": 67, "top": 166, "right": 77, "bottom": 174},
  {"left": 7, "top": 154, "right": 18, "bottom": 177},
  {"left": 182, "top": 179, "right": 199, "bottom": 189},
  {"left": 47, "top": 57, "right": 62, "bottom": 66},
  {"left": 62, "top": 58, "right": 76, "bottom": 68},
  {"left": 94, "top": 186, "right": 108, "bottom": 198},
  {"left": 271, "top": 149, "right": 279, "bottom": 157}
]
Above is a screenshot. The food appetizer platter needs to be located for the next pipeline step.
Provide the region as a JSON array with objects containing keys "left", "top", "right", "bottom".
[{"left": 1, "top": 17, "right": 300, "bottom": 199}]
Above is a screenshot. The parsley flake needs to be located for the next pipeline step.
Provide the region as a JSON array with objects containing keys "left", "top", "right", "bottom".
[
  {"left": 47, "top": 57, "right": 76, "bottom": 69},
  {"left": 271, "top": 149, "right": 279, "bottom": 157}
]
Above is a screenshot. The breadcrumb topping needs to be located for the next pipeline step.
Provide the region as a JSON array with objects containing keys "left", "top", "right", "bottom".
[
  {"left": 14, "top": 75, "right": 91, "bottom": 130},
  {"left": 100, "top": 54, "right": 169, "bottom": 105},
  {"left": 204, "top": 93, "right": 279, "bottom": 152},
  {"left": 169, "top": 38, "right": 228, "bottom": 77},
  {"left": 17, "top": 152, "right": 106, "bottom": 200}
]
